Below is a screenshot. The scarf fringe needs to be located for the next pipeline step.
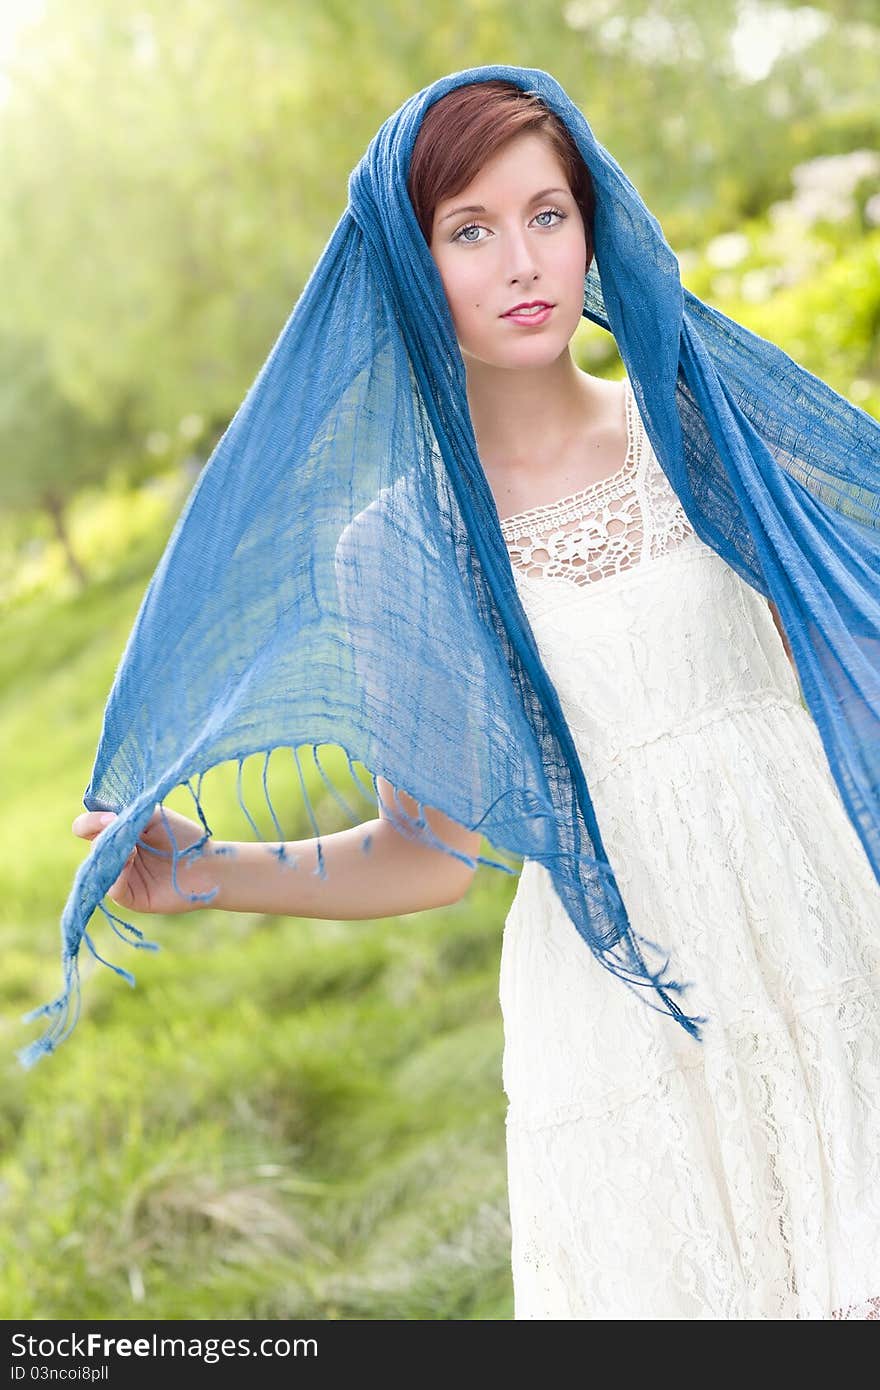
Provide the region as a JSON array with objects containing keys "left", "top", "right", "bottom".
[{"left": 19, "top": 739, "right": 525, "bottom": 1067}]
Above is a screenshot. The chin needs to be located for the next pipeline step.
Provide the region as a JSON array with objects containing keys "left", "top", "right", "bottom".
[
  {"left": 496, "top": 341, "right": 567, "bottom": 367},
  {"left": 464, "top": 332, "right": 568, "bottom": 369}
]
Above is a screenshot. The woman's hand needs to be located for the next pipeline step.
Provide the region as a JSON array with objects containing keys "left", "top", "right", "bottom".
[{"left": 71, "top": 806, "right": 219, "bottom": 915}]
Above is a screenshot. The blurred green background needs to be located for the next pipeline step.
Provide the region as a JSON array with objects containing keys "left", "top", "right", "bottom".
[{"left": 1, "top": 0, "right": 878, "bottom": 1320}]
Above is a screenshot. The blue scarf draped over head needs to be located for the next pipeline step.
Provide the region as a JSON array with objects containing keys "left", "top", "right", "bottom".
[{"left": 20, "top": 64, "right": 880, "bottom": 1068}]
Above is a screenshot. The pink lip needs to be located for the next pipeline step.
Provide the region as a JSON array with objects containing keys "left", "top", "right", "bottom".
[
  {"left": 503, "top": 300, "right": 553, "bottom": 316},
  {"left": 502, "top": 303, "right": 554, "bottom": 326}
]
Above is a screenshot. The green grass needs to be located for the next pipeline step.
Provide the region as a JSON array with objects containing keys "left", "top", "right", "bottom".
[{"left": 0, "top": 484, "right": 519, "bottom": 1320}]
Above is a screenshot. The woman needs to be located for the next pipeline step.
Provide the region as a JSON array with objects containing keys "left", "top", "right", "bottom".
[{"left": 61, "top": 72, "right": 880, "bottom": 1319}]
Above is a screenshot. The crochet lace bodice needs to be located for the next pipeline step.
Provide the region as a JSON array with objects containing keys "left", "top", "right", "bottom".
[{"left": 498, "top": 377, "right": 701, "bottom": 591}]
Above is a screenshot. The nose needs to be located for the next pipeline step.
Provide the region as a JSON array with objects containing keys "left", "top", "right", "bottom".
[{"left": 502, "top": 223, "right": 541, "bottom": 287}]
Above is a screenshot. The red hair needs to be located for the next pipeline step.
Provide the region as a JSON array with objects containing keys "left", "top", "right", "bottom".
[{"left": 408, "top": 79, "right": 596, "bottom": 261}]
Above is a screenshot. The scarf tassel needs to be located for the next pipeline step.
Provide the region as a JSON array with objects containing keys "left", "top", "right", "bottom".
[{"left": 19, "top": 740, "right": 528, "bottom": 1066}]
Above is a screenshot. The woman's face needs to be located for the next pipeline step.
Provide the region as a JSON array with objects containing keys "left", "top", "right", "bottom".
[{"left": 428, "top": 131, "right": 590, "bottom": 369}]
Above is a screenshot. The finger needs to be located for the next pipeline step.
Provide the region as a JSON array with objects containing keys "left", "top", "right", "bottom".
[
  {"left": 109, "top": 855, "right": 134, "bottom": 902},
  {"left": 74, "top": 824, "right": 103, "bottom": 842},
  {"left": 72, "top": 812, "right": 116, "bottom": 837}
]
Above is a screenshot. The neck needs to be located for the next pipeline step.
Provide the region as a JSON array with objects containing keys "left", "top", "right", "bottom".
[{"left": 463, "top": 351, "right": 606, "bottom": 477}]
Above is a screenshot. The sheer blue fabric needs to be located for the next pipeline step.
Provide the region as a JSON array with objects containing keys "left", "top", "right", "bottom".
[{"left": 19, "top": 64, "right": 880, "bottom": 1068}]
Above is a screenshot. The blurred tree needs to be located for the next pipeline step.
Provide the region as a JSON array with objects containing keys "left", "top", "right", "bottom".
[
  {"left": 0, "top": 0, "right": 877, "bottom": 545},
  {"left": 0, "top": 333, "right": 132, "bottom": 587}
]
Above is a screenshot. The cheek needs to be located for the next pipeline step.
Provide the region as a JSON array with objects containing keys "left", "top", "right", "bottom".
[
  {"left": 447, "top": 262, "right": 482, "bottom": 303},
  {"left": 567, "top": 231, "right": 590, "bottom": 278},
  {"left": 440, "top": 266, "right": 485, "bottom": 324}
]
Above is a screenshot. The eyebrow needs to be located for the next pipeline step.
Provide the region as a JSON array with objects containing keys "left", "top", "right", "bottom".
[{"left": 438, "top": 186, "right": 571, "bottom": 225}]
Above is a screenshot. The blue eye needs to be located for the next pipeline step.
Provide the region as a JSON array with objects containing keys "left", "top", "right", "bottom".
[
  {"left": 534, "top": 208, "right": 565, "bottom": 227},
  {"left": 452, "top": 207, "right": 567, "bottom": 244}
]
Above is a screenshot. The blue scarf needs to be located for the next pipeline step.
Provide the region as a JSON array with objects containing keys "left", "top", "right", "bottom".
[{"left": 20, "top": 64, "right": 880, "bottom": 1068}]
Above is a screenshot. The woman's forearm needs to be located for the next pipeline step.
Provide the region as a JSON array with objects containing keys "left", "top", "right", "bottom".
[{"left": 202, "top": 816, "right": 471, "bottom": 919}]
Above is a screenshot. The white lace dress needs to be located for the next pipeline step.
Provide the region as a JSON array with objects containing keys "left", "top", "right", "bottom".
[{"left": 497, "top": 377, "right": 880, "bottom": 1320}]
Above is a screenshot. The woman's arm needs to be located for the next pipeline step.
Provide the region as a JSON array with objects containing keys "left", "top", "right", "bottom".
[{"left": 206, "top": 778, "right": 482, "bottom": 919}]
